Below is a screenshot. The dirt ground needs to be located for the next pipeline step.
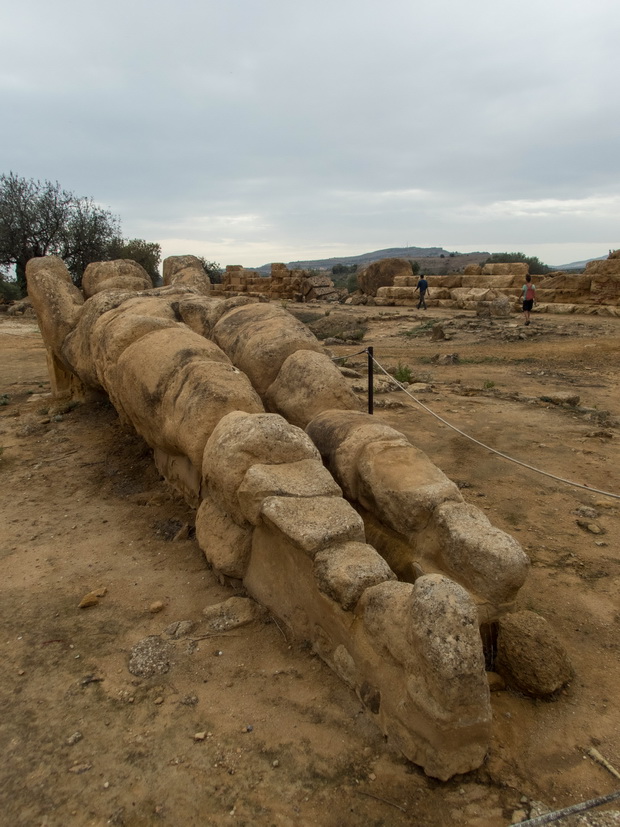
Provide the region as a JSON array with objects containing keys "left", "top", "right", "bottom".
[{"left": 0, "top": 307, "right": 619, "bottom": 827}]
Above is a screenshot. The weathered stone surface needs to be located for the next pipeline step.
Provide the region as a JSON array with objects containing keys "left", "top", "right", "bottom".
[
  {"left": 407, "top": 575, "right": 488, "bottom": 713},
  {"left": 162, "top": 255, "right": 204, "bottom": 283},
  {"left": 429, "top": 501, "right": 530, "bottom": 607},
  {"left": 164, "top": 257, "right": 212, "bottom": 294},
  {"left": 213, "top": 302, "right": 323, "bottom": 394},
  {"left": 356, "top": 440, "right": 462, "bottom": 535},
  {"left": 202, "top": 596, "right": 265, "bottom": 631},
  {"left": 238, "top": 458, "right": 341, "bottom": 525},
  {"left": 154, "top": 448, "right": 202, "bottom": 507},
  {"left": 260, "top": 495, "right": 365, "bottom": 557},
  {"left": 61, "top": 290, "right": 138, "bottom": 386},
  {"left": 195, "top": 497, "right": 253, "bottom": 578},
  {"left": 265, "top": 350, "right": 361, "bottom": 428},
  {"left": 358, "top": 258, "right": 412, "bottom": 296},
  {"left": 495, "top": 610, "right": 573, "bottom": 696},
  {"left": 202, "top": 411, "right": 320, "bottom": 515},
  {"left": 26, "top": 256, "right": 84, "bottom": 362},
  {"left": 82, "top": 260, "right": 152, "bottom": 298},
  {"left": 482, "top": 262, "right": 529, "bottom": 276},
  {"left": 110, "top": 328, "right": 263, "bottom": 468},
  {"left": 306, "top": 410, "right": 404, "bottom": 496},
  {"left": 314, "top": 541, "right": 396, "bottom": 611}
]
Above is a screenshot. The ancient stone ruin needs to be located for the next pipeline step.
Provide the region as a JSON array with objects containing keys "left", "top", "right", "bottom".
[
  {"left": 26, "top": 254, "right": 573, "bottom": 781},
  {"left": 222, "top": 263, "right": 340, "bottom": 302},
  {"left": 363, "top": 255, "right": 620, "bottom": 316}
]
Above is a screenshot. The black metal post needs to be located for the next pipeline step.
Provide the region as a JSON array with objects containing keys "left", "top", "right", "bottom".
[{"left": 367, "top": 346, "right": 374, "bottom": 415}]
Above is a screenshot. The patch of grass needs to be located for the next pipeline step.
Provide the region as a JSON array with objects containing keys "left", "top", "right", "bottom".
[
  {"left": 401, "top": 320, "right": 437, "bottom": 338},
  {"left": 483, "top": 380, "right": 496, "bottom": 389},
  {"left": 393, "top": 362, "right": 414, "bottom": 384},
  {"left": 0, "top": 394, "right": 9, "bottom": 406}
]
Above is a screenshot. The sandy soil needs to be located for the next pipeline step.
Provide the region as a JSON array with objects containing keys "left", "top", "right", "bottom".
[{"left": 0, "top": 308, "right": 618, "bottom": 827}]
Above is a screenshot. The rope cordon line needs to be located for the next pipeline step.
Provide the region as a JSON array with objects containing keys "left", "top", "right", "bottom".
[{"left": 367, "top": 352, "right": 620, "bottom": 501}]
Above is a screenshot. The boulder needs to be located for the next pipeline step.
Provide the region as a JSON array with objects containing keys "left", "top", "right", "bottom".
[
  {"left": 81, "top": 260, "right": 152, "bottom": 298},
  {"left": 495, "top": 610, "right": 573, "bottom": 696},
  {"left": 162, "top": 255, "right": 205, "bottom": 283},
  {"left": 358, "top": 258, "right": 412, "bottom": 296}
]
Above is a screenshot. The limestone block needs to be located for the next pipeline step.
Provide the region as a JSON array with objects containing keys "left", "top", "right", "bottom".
[
  {"left": 110, "top": 328, "right": 263, "bottom": 468},
  {"left": 202, "top": 411, "right": 320, "bottom": 515},
  {"left": 376, "top": 286, "right": 415, "bottom": 300},
  {"left": 585, "top": 258, "right": 620, "bottom": 275},
  {"left": 357, "top": 580, "right": 416, "bottom": 664},
  {"left": 260, "top": 495, "right": 365, "bottom": 558},
  {"left": 429, "top": 501, "right": 530, "bottom": 606},
  {"left": 450, "top": 287, "right": 495, "bottom": 301},
  {"left": 495, "top": 610, "right": 573, "bottom": 696},
  {"left": 461, "top": 274, "right": 514, "bottom": 288},
  {"left": 162, "top": 254, "right": 204, "bottom": 283},
  {"left": 463, "top": 264, "right": 482, "bottom": 275},
  {"left": 356, "top": 440, "right": 463, "bottom": 535},
  {"left": 306, "top": 410, "right": 402, "bottom": 497},
  {"left": 406, "top": 575, "right": 489, "bottom": 714},
  {"left": 62, "top": 290, "right": 139, "bottom": 387},
  {"left": 92, "top": 313, "right": 180, "bottom": 390},
  {"left": 432, "top": 274, "right": 463, "bottom": 288},
  {"left": 265, "top": 350, "right": 361, "bottom": 429},
  {"left": 213, "top": 303, "right": 324, "bottom": 394},
  {"left": 166, "top": 265, "right": 211, "bottom": 294},
  {"left": 195, "top": 497, "right": 252, "bottom": 578},
  {"left": 238, "top": 458, "right": 341, "bottom": 524},
  {"left": 482, "top": 263, "right": 528, "bottom": 276},
  {"left": 358, "top": 258, "right": 411, "bottom": 296},
  {"left": 26, "top": 256, "right": 84, "bottom": 362},
  {"left": 314, "top": 542, "right": 396, "bottom": 611},
  {"left": 82, "top": 260, "right": 152, "bottom": 298}
]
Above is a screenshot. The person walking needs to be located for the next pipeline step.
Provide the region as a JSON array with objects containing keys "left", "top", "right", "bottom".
[
  {"left": 521, "top": 274, "right": 536, "bottom": 325},
  {"left": 415, "top": 276, "right": 430, "bottom": 309}
]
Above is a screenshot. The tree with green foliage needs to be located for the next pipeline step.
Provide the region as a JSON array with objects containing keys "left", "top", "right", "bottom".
[
  {"left": 197, "top": 257, "right": 223, "bottom": 284},
  {"left": 409, "top": 260, "right": 421, "bottom": 276},
  {"left": 0, "top": 172, "right": 121, "bottom": 294},
  {"left": 484, "top": 252, "right": 550, "bottom": 275},
  {"left": 105, "top": 237, "right": 162, "bottom": 283}
]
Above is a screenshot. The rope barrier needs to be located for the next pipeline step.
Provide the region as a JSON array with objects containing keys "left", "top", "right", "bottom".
[
  {"left": 364, "top": 351, "right": 620, "bottom": 501},
  {"left": 511, "top": 788, "right": 620, "bottom": 826}
]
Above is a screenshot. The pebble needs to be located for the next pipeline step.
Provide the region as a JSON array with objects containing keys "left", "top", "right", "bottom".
[
  {"left": 194, "top": 732, "right": 207, "bottom": 741},
  {"left": 154, "top": 696, "right": 164, "bottom": 705},
  {"left": 103, "top": 782, "right": 110, "bottom": 790},
  {"left": 66, "top": 731, "right": 83, "bottom": 746},
  {"left": 272, "top": 760, "right": 279, "bottom": 768},
  {"left": 150, "top": 601, "right": 165, "bottom": 613}
]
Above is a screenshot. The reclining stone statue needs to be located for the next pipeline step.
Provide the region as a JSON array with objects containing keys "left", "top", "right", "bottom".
[{"left": 26, "top": 255, "right": 572, "bottom": 780}]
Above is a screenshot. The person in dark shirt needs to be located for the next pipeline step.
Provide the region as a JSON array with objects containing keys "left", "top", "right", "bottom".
[{"left": 415, "top": 276, "right": 429, "bottom": 309}]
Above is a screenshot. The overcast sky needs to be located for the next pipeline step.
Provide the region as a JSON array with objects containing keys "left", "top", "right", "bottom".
[{"left": 2, "top": 0, "right": 619, "bottom": 267}]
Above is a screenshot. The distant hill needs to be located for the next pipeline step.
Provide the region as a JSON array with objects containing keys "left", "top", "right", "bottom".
[
  {"left": 555, "top": 255, "right": 607, "bottom": 271},
  {"left": 255, "top": 246, "right": 490, "bottom": 275}
]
